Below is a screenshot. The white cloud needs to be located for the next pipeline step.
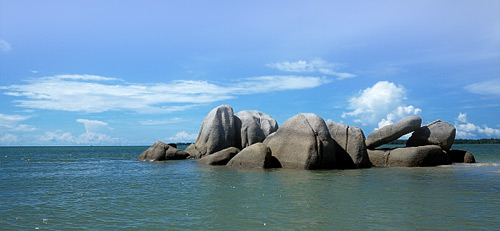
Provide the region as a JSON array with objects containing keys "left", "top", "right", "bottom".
[
  {"left": 455, "top": 113, "right": 500, "bottom": 138},
  {"left": 0, "top": 39, "right": 12, "bottom": 53},
  {"left": 139, "top": 117, "right": 186, "bottom": 125},
  {"left": 464, "top": 79, "right": 500, "bottom": 96},
  {"left": 0, "top": 134, "right": 19, "bottom": 145},
  {"left": 166, "top": 131, "right": 198, "bottom": 142},
  {"left": 377, "top": 105, "right": 422, "bottom": 129},
  {"left": 234, "top": 76, "right": 331, "bottom": 94},
  {"left": 0, "top": 113, "right": 36, "bottom": 132},
  {"left": 40, "top": 130, "right": 119, "bottom": 145},
  {"left": 40, "top": 130, "right": 76, "bottom": 143},
  {"left": 76, "top": 119, "right": 109, "bottom": 133},
  {"left": 457, "top": 113, "right": 467, "bottom": 123},
  {"left": 267, "top": 58, "right": 357, "bottom": 80},
  {"left": 1, "top": 74, "right": 330, "bottom": 114},
  {"left": 77, "top": 131, "right": 119, "bottom": 145},
  {"left": 342, "top": 81, "right": 421, "bottom": 127}
]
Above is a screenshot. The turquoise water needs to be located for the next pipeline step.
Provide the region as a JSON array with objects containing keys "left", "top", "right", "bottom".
[{"left": 1, "top": 144, "right": 499, "bottom": 230}]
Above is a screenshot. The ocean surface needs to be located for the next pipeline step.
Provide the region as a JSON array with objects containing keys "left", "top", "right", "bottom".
[{"left": 1, "top": 144, "right": 499, "bottom": 230}]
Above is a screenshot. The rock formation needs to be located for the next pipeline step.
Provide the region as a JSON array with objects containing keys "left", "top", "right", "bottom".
[
  {"left": 138, "top": 104, "right": 477, "bottom": 169},
  {"left": 234, "top": 110, "right": 278, "bottom": 149},
  {"left": 184, "top": 105, "right": 237, "bottom": 158},
  {"left": 137, "top": 141, "right": 189, "bottom": 161},
  {"left": 406, "top": 120, "right": 456, "bottom": 151},
  {"left": 365, "top": 116, "right": 468, "bottom": 167},
  {"left": 326, "top": 121, "right": 371, "bottom": 168},
  {"left": 264, "top": 113, "right": 336, "bottom": 169}
]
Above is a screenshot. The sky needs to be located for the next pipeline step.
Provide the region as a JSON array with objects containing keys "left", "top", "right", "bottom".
[{"left": 0, "top": 0, "right": 499, "bottom": 145}]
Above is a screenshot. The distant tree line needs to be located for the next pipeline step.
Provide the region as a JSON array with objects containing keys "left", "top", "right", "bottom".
[{"left": 389, "top": 138, "right": 500, "bottom": 145}]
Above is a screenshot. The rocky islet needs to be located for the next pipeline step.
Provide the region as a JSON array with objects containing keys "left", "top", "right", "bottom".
[{"left": 138, "top": 105, "right": 476, "bottom": 169}]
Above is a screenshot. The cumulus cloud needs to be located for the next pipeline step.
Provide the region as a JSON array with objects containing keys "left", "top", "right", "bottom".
[
  {"left": 377, "top": 106, "right": 422, "bottom": 129},
  {"left": 166, "top": 131, "right": 198, "bottom": 142},
  {"left": 0, "top": 113, "right": 36, "bottom": 132},
  {"left": 1, "top": 74, "right": 330, "bottom": 114},
  {"left": 267, "top": 58, "right": 357, "bottom": 80},
  {"left": 464, "top": 79, "right": 500, "bottom": 96},
  {"left": 0, "top": 39, "right": 12, "bottom": 53},
  {"left": 342, "top": 81, "right": 422, "bottom": 127},
  {"left": 455, "top": 113, "right": 500, "bottom": 138}
]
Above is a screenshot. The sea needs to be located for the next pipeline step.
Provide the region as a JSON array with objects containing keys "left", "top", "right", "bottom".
[{"left": 1, "top": 144, "right": 499, "bottom": 230}]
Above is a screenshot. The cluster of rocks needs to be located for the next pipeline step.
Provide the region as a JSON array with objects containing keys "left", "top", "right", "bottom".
[
  {"left": 138, "top": 105, "right": 476, "bottom": 169},
  {"left": 366, "top": 116, "right": 475, "bottom": 167}
]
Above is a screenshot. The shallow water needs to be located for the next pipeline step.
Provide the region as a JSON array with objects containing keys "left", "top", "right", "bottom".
[{"left": 1, "top": 144, "right": 499, "bottom": 230}]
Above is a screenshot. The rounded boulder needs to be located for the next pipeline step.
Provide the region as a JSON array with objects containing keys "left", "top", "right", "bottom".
[
  {"left": 406, "top": 120, "right": 456, "bottom": 151},
  {"left": 184, "top": 105, "right": 237, "bottom": 158},
  {"left": 226, "top": 143, "right": 273, "bottom": 168},
  {"left": 264, "top": 113, "right": 336, "bottom": 170},
  {"left": 235, "top": 110, "right": 278, "bottom": 149},
  {"left": 137, "top": 141, "right": 189, "bottom": 161}
]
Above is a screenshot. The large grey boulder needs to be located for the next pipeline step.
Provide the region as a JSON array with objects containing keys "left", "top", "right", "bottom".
[
  {"left": 263, "top": 113, "right": 336, "bottom": 170},
  {"left": 366, "top": 116, "right": 422, "bottom": 149},
  {"left": 198, "top": 147, "right": 240, "bottom": 165},
  {"left": 326, "top": 121, "right": 371, "bottom": 168},
  {"left": 226, "top": 143, "right": 273, "bottom": 168},
  {"left": 234, "top": 110, "right": 278, "bottom": 149},
  {"left": 137, "top": 141, "right": 189, "bottom": 161},
  {"left": 406, "top": 120, "right": 456, "bottom": 151},
  {"left": 368, "top": 145, "right": 450, "bottom": 167},
  {"left": 184, "top": 105, "right": 237, "bottom": 158},
  {"left": 448, "top": 149, "right": 476, "bottom": 163}
]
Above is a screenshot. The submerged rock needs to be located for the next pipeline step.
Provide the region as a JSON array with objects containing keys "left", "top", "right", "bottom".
[
  {"left": 137, "top": 141, "right": 189, "bottom": 161},
  {"left": 264, "top": 113, "right": 336, "bottom": 170},
  {"left": 198, "top": 147, "right": 240, "bottom": 165},
  {"left": 448, "top": 149, "right": 476, "bottom": 163},
  {"left": 234, "top": 110, "right": 278, "bottom": 149},
  {"left": 326, "top": 121, "right": 371, "bottom": 168},
  {"left": 464, "top": 152, "right": 476, "bottom": 163},
  {"left": 366, "top": 116, "right": 422, "bottom": 149},
  {"left": 226, "top": 143, "right": 273, "bottom": 168},
  {"left": 184, "top": 105, "right": 237, "bottom": 158},
  {"left": 406, "top": 120, "right": 456, "bottom": 151}
]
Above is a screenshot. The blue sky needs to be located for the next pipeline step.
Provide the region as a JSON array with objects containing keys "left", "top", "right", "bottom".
[{"left": 0, "top": 0, "right": 499, "bottom": 145}]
